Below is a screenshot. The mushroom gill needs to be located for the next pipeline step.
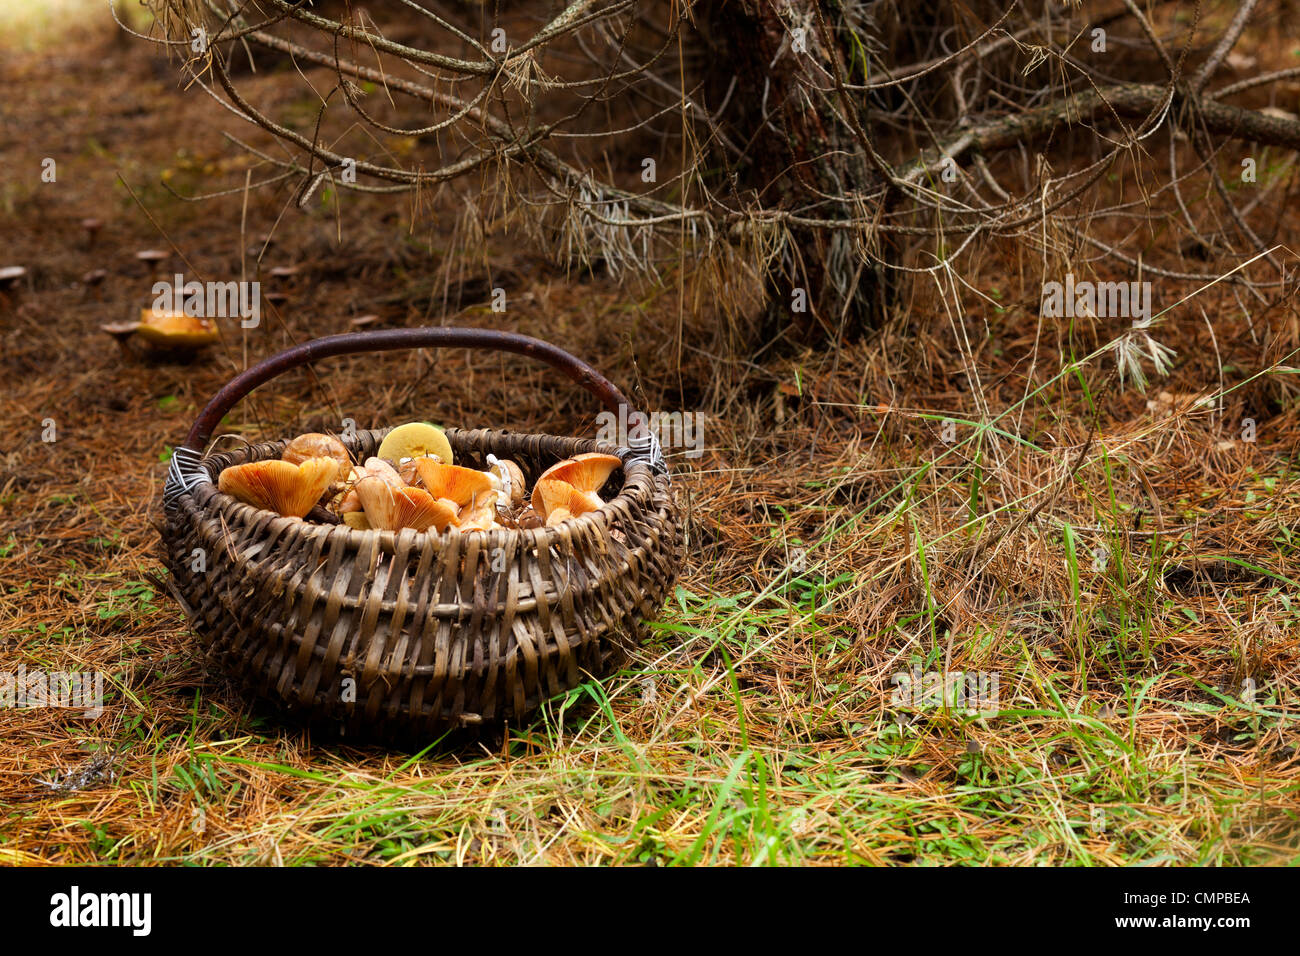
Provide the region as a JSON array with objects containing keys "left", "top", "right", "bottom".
[
  {"left": 534, "top": 478, "right": 603, "bottom": 526},
  {"left": 217, "top": 457, "right": 340, "bottom": 518},
  {"left": 530, "top": 453, "right": 621, "bottom": 516},
  {"left": 356, "top": 481, "right": 458, "bottom": 532},
  {"left": 412, "top": 459, "right": 498, "bottom": 528}
]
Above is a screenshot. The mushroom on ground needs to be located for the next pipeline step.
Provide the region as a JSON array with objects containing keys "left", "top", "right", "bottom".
[
  {"left": 0, "top": 266, "right": 28, "bottom": 292},
  {"left": 81, "top": 218, "right": 104, "bottom": 248},
  {"left": 134, "top": 249, "right": 169, "bottom": 275},
  {"left": 530, "top": 453, "right": 622, "bottom": 517},
  {"left": 134, "top": 309, "right": 220, "bottom": 349},
  {"left": 100, "top": 321, "right": 140, "bottom": 352},
  {"left": 377, "top": 421, "right": 453, "bottom": 466},
  {"left": 263, "top": 291, "right": 290, "bottom": 309},
  {"left": 218, "top": 457, "right": 340, "bottom": 518}
]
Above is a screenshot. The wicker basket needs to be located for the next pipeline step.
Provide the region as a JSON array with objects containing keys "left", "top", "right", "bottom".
[{"left": 159, "top": 328, "right": 681, "bottom": 740}]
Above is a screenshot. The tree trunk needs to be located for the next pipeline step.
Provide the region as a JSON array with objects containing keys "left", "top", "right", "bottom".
[{"left": 702, "top": 0, "right": 886, "bottom": 346}]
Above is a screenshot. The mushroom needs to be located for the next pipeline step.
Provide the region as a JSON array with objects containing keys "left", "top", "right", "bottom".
[
  {"left": 134, "top": 309, "right": 219, "bottom": 349},
  {"left": 485, "top": 454, "right": 526, "bottom": 511},
  {"left": 530, "top": 453, "right": 622, "bottom": 518},
  {"left": 81, "top": 218, "right": 104, "bottom": 248},
  {"left": 100, "top": 320, "right": 140, "bottom": 352},
  {"left": 83, "top": 268, "right": 108, "bottom": 287},
  {"left": 397, "top": 458, "right": 423, "bottom": 487},
  {"left": 134, "top": 249, "right": 169, "bottom": 275},
  {"left": 377, "top": 421, "right": 453, "bottom": 466},
  {"left": 355, "top": 481, "right": 458, "bottom": 533},
  {"left": 412, "top": 459, "right": 497, "bottom": 529},
  {"left": 269, "top": 265, "right": 300, "bottom": 280},
  {"left": 0, "top": 266, "right": 28, "bottom": 293},
  {"left": 514, "top": 506, "right": 544, "bottom": 530},
  {"left": 217, "top": 457, "right": 340, "bottom": 518},
  {"left": 535, "top": 478, "right": 603, "bottom": 526},
  {"left": 335, "top": 457, "right": 403, "bottom": 515},
  {"left": 457, "top": 500, "right": 500, "bottom": 531},
  {"left": 305, "top": 505, "right": 341, "bottom": 525},
  {"left": 282, "top": 432, "right": 351, "bottom": 470},
  {"left": 284, "top": 434, "right": 352, "bottom": 510}
]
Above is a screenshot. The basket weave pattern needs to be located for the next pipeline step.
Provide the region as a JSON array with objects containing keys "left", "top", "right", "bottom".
[{"left": 161, "top": 426, "right": 681, "bottom": 737}]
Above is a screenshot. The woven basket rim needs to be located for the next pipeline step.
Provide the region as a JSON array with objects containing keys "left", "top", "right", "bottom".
[{"left": 179, "top": 425, "right": 660, "bottom": 551}]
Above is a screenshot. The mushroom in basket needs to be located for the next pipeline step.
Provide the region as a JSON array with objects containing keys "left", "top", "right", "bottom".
[
  {"left": 335, "top": 457, "right": 404, "bottom": 529},
  {"left": 376, "top": 421, "right": 453, "bottom": 466},
  {"left": 282, "top": 432, "right": 351, "bottom": 469},
  {"left": 217, "top": 457, "right": 340, "bottom": 518},
  {"left": 413, "top": 460, "right": 499, "bottom": 531},
  {"left": 531, "top": 453, "right": 622, "bottom": 526},
  {"left": 355, "top": 480, "right": 458, "bottom": 533}
]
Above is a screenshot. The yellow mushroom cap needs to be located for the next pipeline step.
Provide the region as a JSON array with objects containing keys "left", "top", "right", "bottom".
[
  {"left": 282, "top": 432, "right": 351, "bottom": 469},
  {"left": 531, "top": 453, "right": 621, "bottom": 514},
  {"left": 342, "top": 511, "right": 372, "bottom": 530},
  {"left": 135, "top": 309, "right": 220, "bottom": 348},
  {"left": 376, "top": 422, "right": 453, "bottom": 467},
  {"left": 356, "top": 481, "right": 458, "bottom": 532},
  {"left": 218, "top": 457, "right": 340, "bottom": 518}
]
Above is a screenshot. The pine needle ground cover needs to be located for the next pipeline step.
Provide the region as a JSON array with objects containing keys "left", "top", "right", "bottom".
[{"left": 1, "top": 1, "right": 1297, "bottom": 865}]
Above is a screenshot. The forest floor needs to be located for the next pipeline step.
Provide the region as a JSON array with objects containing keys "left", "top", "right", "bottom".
[{"left": 1, "top": 1, "right": 1298, "bottom": 865}]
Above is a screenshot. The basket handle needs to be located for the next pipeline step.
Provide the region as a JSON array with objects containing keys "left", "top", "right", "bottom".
[{"left": 165, "top": 327, "right": 664, "bottom": 502}]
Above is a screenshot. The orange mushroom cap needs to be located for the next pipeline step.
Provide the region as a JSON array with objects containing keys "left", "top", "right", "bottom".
[
  {"left": 356, "top": 481, "right": 458, "bottom": 532},
  {"left": 456, "top": 506, "right": 499, "bottom": 531},
  {"left": 412, "top": 459, "right": 503, "bottom": 530},
  {"left": 530, "top": 453, "right": 621, "bottom": 515},
  {"left": 413, "top": 459, "right": 496, "bottom": 510},
  {"left": 217, "top": 457, "right": 340, "bottom": 518},
  {"left": 534, "top": 478, "right": 603, "bottom": 525}
]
